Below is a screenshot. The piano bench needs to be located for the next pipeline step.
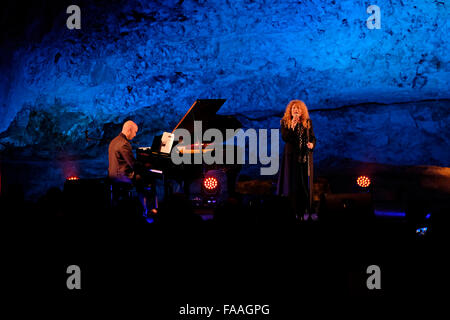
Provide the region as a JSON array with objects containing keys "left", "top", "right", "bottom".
[{"left": 108, "top": 181, "right": 134, "bottom": 206}]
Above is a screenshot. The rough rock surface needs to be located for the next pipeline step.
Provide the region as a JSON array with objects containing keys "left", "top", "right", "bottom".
[{"left": 0, "top": 0, "right": 449, "bottom": 198}]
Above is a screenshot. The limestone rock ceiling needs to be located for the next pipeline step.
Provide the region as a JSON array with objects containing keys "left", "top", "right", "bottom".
[{"left": 0, "top": 0, "right": 449, "bottom": 166}]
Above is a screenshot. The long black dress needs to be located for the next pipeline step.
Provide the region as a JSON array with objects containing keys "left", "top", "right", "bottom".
[{"left": 276, "top": 120, "right": 316, "bottom": 216}]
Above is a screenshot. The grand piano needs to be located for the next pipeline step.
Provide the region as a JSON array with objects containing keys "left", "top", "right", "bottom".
[{"left": 136, "top": 99, "right": 242, "bottom": 206}]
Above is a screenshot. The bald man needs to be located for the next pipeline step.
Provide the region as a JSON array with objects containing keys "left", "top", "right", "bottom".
[{"left": 108, "top": 120, "right": 139, "bottom": 183}]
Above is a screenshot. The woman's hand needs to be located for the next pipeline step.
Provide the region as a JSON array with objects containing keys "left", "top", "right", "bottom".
[
  {"left": 291, "top": 116, "right": 299, "bottom": 129},
  {"left": 307, "top": 142, "right": 314, "bottom": 149}
]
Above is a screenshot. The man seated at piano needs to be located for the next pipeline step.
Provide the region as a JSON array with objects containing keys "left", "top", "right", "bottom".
[
  {"left": 108, "top": 120, "right": 139, "bottom": 183},
  {"left": 108, "top": 120, "right": 158, "bottom": 215}
]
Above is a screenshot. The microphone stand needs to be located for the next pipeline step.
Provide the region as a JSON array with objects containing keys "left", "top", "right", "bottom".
[{"left": 306, "top": 119, "right": 313, "bottom": 215}]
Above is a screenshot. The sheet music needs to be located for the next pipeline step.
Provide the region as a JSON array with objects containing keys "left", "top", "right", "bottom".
[{"left": 160, "top": 132, "right": 174, "bottom": 154}]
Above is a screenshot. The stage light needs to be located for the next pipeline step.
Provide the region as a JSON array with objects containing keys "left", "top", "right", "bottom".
[
  {"left": 203, "top": 176, "right": 218, "bottom": 191},
  {"left": 356, "top": 176, "right": 371, "bottom": 188},
  {"left": 66, "top": 176, "right": 80, "bottom": 181},
  {"left": 416, "top": 227, "right": 428, "bottom": 236}
]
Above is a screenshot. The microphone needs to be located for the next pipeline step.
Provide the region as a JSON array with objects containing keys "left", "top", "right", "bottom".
[{"left": 292, "top": 114, "right": 300, "bottom": 129}]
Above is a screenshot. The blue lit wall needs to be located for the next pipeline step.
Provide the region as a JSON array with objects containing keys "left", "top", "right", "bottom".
[{"left": 0, "top": 0, "right": 449, "bottom": 178}]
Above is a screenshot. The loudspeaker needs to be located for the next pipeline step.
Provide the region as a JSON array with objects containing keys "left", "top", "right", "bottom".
[{"left": 320, "top": 193, "right": 374, "bottom": 223}]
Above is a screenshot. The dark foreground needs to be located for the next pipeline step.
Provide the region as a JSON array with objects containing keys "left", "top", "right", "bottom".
[{"left": 2, "top": 189, "right": 448, "bottom": 316}]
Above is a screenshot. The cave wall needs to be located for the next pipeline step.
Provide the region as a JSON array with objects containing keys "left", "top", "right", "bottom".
[{"left": 0, "top": 0, "right": 449, "bottom": 169}]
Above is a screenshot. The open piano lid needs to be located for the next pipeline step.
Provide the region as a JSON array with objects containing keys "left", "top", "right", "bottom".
[{"left": 172, "top": 99, "right": 241, "bottom": 135}]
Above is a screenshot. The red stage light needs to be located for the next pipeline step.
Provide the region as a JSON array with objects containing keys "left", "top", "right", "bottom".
[
  {"left": 357, "top": 176, "right": 371, "bottom": 188},
  {"left": 67, "top": 176, "right": 80, "bottom": 181},
  {"left": 203, "top": 177, "right": 218, "bottom": 190}
]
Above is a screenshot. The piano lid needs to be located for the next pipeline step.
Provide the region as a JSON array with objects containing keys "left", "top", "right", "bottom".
[{"left": 172, "top": 99, "right": 234, "bottom": 134}]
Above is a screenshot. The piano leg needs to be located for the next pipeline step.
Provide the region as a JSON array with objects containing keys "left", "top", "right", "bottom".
[
  {"left": 183, "top": 179, "right": 191, "bottom": 196},
  {"left": 223, "top": 164, "right": 242, "bottom": 196}
]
